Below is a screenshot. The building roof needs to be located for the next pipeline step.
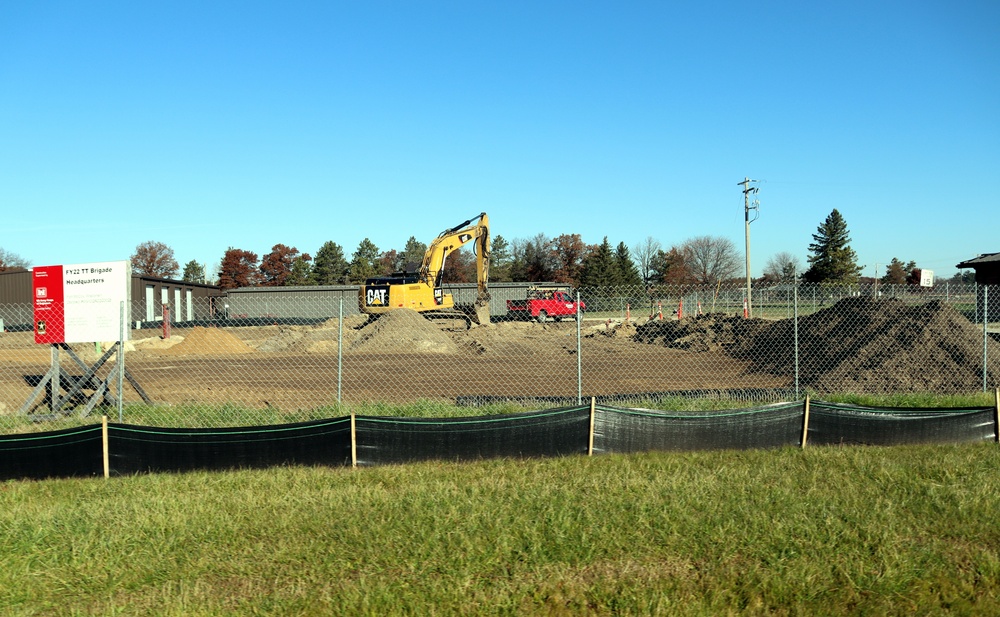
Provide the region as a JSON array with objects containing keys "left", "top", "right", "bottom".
[{"left": 956, "top": 252, "right": 1000, "bottom": 269}]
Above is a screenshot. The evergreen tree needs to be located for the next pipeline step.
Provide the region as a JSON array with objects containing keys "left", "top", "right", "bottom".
[
  {"left": 614, "top": 242, "right": 643, "bottom": 286},
  {"left": 181, "top": 260, "right": 206, "bottom": 284},
  {"left": 802, "top": 209, "right": 862, "bottom": 285},
  {"left": 400, "top": 236, "right": 427, "bottom": 273},
  {"left": 348, "top": 238, "right": 383, "bottom": 283},
  {"left": 311, "top": 241, "right": 349, "bottom": 285},
  {"left": 489, "top": 235, "right": 511, "bottom": 282},
  {"left": 579, "top": 237, "right": 617, "bottom": 287},
  {"left": 287, "top": 256, "right": 314, "bottom": 286},
  {"left": 882, "top": 258, "right": 907, "bottom": 284}
]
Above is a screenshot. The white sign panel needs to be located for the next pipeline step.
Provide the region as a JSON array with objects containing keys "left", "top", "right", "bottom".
[
  {"left": 919, "top": 269, "right": 935, "bottom": 288},
  {"left": 34, "top": 261, "right": 131, "bottom": 344}
]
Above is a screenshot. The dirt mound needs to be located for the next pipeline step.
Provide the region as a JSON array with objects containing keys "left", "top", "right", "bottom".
[
  {"left": 351, "top": 309, "right": 458, "bottom": 354},
  {"left": 590, "top": 320, "right": 639, "bottom": 339},
  {"left": 633, "top": 314, "right": 770, "bottom": 352},
  {"left": 157, "top": 327, "right": 256, "bottom": 356},
  {"left": 734, "top": 297, "right": 999, "bottom": 393}
]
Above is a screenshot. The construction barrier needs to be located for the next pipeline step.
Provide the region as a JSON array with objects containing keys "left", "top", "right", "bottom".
[{"left": 2, "top": 397, "right": 997, "bottom": 481}]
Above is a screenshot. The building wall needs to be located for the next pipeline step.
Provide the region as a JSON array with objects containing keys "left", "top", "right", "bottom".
[{"left": 221, "top": 282, "right": 566, "bottom": 320}]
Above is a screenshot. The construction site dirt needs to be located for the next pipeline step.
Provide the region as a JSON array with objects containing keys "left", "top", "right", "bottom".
[{"left": 1, "top": 297, "right": 997, "bottom": 415}]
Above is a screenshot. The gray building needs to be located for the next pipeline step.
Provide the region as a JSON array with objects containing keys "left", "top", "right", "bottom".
[{"left": 221, "top": 282, "right": 568, "bottom": 320}]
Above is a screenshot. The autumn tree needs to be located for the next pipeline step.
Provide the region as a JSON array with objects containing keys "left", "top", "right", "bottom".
[
  {"left": 379, "top": 250, "right": 402, "bottom": 275},
  {"left": 551, "top": 234, "right": 587, "bottom": 285},
  {"left": 218, "top": 248, "right": 259, "bottom": 290},
  {"left": 260, "top": 244, "right": 311, "bottom": 287},
  {"left": 181, "top": 260, "right": 206, "bottom": 284},
  {"left": 131, "top": 241, "right": 179, "bottom": 278},
  {"left": 311, "top": 241, "right": 349, "bottom": 285},
  {"left": 441, "top": 248, "right": 476, "bottom": 283},
  {"left": 348, "top": 238, "right": 383, "bottom": 283},
  {"left": 802, "top": 209, "right": 862, "bottom": 285},
  {"left": 650, "top": 247, "right": 695, "bottom": 285},
  {"left": 0, "top": 247, "right": 29, "bottom": 271}
]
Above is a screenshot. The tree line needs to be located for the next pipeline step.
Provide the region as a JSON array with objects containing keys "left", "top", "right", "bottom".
[
  {"left": 2, "top": 209, "right": 972, "bottom": 288},
  {"left": 125, "top": 210, "right": 968, "bottom": 289}
]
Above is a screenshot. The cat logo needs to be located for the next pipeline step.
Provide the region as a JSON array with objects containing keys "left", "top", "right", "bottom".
[{"left": 366, "top": 287, "right": 389, "bottom": 306}]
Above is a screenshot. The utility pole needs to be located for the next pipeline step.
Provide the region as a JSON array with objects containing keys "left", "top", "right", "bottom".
[{"left": 738, "top": 177, "right": 759, "bottom": 318}]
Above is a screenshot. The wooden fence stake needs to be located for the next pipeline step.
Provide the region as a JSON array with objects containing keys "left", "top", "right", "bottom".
[
  {"left": 588, "top": 397, "right": 596, "bottom": 456},
  {"left": 801, "top": 396, "right": 811, "bottom": 449},
  {"left": 102, "top": 415, "right": 110, "bottom": 478},
  {"left": 994, "top": 388, "right": 999, "bottom": 444},
  {"left": 351, "top": 409, "right": 358, "bottom": 468}
]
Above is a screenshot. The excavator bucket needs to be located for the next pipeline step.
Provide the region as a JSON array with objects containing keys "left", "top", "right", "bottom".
[{"left": 473, "top": 301, "right": 491, "bottom": 325}]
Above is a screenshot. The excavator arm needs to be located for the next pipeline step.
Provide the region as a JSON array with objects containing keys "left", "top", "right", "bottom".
[{"left": 420, "top": 212, "right": 491, "bottom": 323}]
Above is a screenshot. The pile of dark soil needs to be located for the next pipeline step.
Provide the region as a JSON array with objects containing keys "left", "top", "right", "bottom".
[
  {"left": 632, "top": 314, "right": 771, "bottom": 352},
  {"left": 733, "top": 297, "right": 999, "bottom": 394}
]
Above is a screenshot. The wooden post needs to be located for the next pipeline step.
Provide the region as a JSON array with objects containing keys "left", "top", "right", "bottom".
[
  {"left": 994, "top": 388, "right": 999, "bottom": 444},
  {"left": 588, "top": 397, "right": 596, "bottom": 456},
  {"left": 801, "top": 396, "right": 811, "bottom": 449},
  {"left": 102, "top": 415, "right": 110, "bottom": 478},
  {"left": 350, "top": 409, "right": 357, "bottom": 468}
]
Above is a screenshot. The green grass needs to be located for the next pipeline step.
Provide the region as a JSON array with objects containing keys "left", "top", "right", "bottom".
[
  {"left": 4, "top": 392, "right": 997, "bottom": 434},
  {"left": 2, "top": 444, "right": 999, "bottom": 615}
]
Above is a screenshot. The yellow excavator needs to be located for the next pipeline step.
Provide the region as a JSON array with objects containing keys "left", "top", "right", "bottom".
[{"left": 359, "top": 212, "right": 491, "bottom": 326}]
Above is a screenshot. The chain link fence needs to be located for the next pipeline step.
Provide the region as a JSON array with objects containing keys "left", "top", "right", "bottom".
[{"left": 1, "top": 282, "right": 997, "bottom": 432}]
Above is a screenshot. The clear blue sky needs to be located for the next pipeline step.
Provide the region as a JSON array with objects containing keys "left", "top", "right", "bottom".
[{"left": 2, "top": 1, "right": 997, "bottom": 279}]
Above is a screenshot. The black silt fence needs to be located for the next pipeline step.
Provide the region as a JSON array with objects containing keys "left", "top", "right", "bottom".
[
  {"left": 807, "top": 401, "right": 997, "bottom": 446},
  {"left": 355, "top": 407, "right": 591, "bottom": 467},
  {"left": 1, "top": 399, "right": 997, "bottom": 481},
  {"left": 108, "top": 418, "right": 354, "bottom": 475},
  {"left": 0, "top": 425, "right": 104, "bottom": 479},
  {"left": 594, "top": 402, "right": 805, "bottom": 454}
]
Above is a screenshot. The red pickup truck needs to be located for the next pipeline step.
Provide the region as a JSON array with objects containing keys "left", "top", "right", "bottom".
[{"left": 506, "top": 290, "right": 585, "bottom": 323}]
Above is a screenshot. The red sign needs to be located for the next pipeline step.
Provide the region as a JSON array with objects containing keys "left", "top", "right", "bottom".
[{"left": 33, "top": 265, "right": 65, "bottom": 344}]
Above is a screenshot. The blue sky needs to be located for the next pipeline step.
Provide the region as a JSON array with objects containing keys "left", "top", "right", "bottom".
[{"left": 2, "top": 1, "right": 997, "bottom": 279}]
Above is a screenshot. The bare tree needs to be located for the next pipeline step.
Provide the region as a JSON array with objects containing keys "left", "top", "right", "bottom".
[
  {"left": 131, "top": 241, "right": 179, "bottom": 278},
  {"left": 0, "top": 247, "right": 30, "bottom": 271},
  {"left": 680, "top": 236, "right": 740, "bottom": 285},
  {"left": 632, "top": 236, "right": 662, "bottom": 283},
  {"left": 763, "top": 251, "right": 802, "bottom": 283}
]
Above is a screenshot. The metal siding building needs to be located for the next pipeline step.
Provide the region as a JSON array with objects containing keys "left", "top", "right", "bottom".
[{"left": 221, "top": 282, "right": 567, "bottom": 320}]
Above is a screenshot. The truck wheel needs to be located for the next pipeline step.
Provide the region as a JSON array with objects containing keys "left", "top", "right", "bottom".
[{"left": 537, "top": 310, "right": 548, "bottom": 323}]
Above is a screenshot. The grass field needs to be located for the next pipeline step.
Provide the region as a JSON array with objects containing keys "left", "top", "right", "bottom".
[{"left": 2, "top": 442, "right": 999, "bottom": 615}]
